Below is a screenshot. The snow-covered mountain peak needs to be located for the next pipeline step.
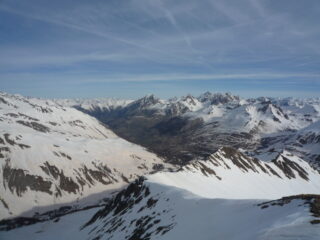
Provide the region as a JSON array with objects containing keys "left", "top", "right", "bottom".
[
  {"left": 180, "top": 94, "right": 197, "bottom": 105},
  {"left": 173, "top": 94, "right": 203, "bottom": 112},
  {"left": 137, "top": 94, "right": 160, "bottom": 105},
  {"left": 197, "top": 92, "right": 240, "bottom": 105},
  {"left": 126, "top": 94, "right": 164, "bottom": 111}
]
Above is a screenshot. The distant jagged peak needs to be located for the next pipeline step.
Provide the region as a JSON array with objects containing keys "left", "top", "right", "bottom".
[
  {"left": 129, "top": 94, "right": 163, "bottom": 109},
  {"left": 257, "top": 101, "right": 288, "bottom": 118},
  {"left": 173, "top": 94, "right": 203, "bottom": 112},
  {"left": 197, "top": 91, "right": 240, "bottom": 105},
  {"left": 138, "top": 94, "right": 159, "bottom": 103},
  {"left": 180, "top": 94, "right": 198, "bottom": 105}
]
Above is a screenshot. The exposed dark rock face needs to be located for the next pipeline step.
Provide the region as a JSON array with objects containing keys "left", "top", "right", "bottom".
[
  {"left": 3, "top": 134, "right": 16, "bottom": 146},
  {"left": 48, "top": 121, "right": 59, "bottom": 126},
  {"left": 40, "top": 161, "right": 79, "bottom": 195},
  {"left": 151, "top": 164, "right": 164, "bottom": 172},
  {"left": 0, "top": 197, "right": 9, "bottom": 210},
  {"left": 3, "top": 162, "right": 52, "bottom": 196},
  {"left": 2, "top": 133, "right": 30, "bottom": 149},
  {"left": 4, "top": 112, "right": 41, "bottom": 121},
  {"left": 58, "top": 171, "right": 79, "bottom": 194},
  {"left": 40, "top": 162, "right": 60, "bottom": 179},
  {"left": 54, "top": 151, "right": 72, "bottom": 160},
  {"left": 0, "top": 146, "right": 10, "bottom": 158},
  {"left": 17, "top": 113, "right": 40, "bottom": 121},
  {"left": 184, "top": 161, "right": 221, "bottom": 180},
  {"left": 16, "top": 120, "right": 50, "bottom": 133},
  {"left": 26, "top": 102, "right": 53, "bottom": 114},
  {"left": 80, "top": 164, "right": 115, "bottom": 186},
  {"left": 272, "top": 155, "right": 309, "bottom": 181},
  {"left": 4, "top": 113, "right": 19, "bottom": 118},
  {"left": 182, "top": 147, "right": 312, "bottom": 181},
  {"left": 84, "top": 177, "right": 149, "bottom": 227},
  {"left": 218, "top": 147, "right": 266, "bottom": 173},
  {"left": 0, "top": 97, "right": 8, "bottom": 105},
  {"left": 83, "top": 177, "right": 176, "bottom": 240},
  {"left": 40, "top": 161, "right": 119, "bottom": 196},
  {"left": 68, "top": 120, "right": 86, "bottom": 129},
  {"left": 258, "top": 194, "right": 320, "bottom": 224}
]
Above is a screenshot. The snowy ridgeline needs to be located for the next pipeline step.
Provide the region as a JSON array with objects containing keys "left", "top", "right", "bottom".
[{"left": 148, "top": 148, "right": 320, "bottom": 199}]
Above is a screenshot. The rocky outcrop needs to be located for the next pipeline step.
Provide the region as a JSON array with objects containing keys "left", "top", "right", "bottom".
[{"left": 83, "top": 177, "right": 176, "bottom": 240}]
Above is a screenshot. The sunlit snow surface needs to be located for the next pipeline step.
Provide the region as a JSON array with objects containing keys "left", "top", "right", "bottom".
[
  {"left": 1, "top": 181, "right": 319, "bottom": 240},
  {"left": 148, "top": 150, "right": 320, "bottom": 200}
]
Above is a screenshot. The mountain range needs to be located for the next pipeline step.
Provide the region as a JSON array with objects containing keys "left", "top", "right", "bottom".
[
  {"left": 0, "top": 91, "right": 319, "bottom": 239},
  {"left": 61, "top": 92, "right": 320, "bottom": 166}
]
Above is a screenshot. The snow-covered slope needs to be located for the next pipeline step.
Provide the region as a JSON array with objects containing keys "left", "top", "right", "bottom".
[
  {"left": 0, "top": 92, "right": 170, "bottom": 220},
  {"left": 2, "top": 177, "right": 319, "bottom": 240},
  {"left": 83, "top": 178, "right": 320, "bottom": 240},
  {"left": 149, "top": 147, "right": 320, "bottom": 199}
]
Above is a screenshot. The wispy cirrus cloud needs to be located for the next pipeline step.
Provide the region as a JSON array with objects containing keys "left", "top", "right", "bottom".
[
  {"left": 2, "top": 71, "right": 319, "bottom": 84},
  {"left": 0, "top": 0, "right": 319, "bottom": 97}
]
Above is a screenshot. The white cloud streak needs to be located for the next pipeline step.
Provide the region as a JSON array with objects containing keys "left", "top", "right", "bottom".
[
  {"left": 1, "top": 72, "right": 319, "bottom": 84},
  {"left": 0, "top": 0, "right": 319, "bottom": 87}
]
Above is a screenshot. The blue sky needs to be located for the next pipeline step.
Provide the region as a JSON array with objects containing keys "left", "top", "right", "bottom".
[{"left": 0, "top": 0, "right": 320, "bottom": 99}]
